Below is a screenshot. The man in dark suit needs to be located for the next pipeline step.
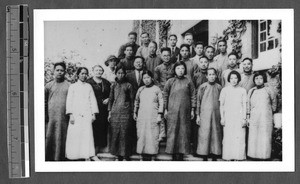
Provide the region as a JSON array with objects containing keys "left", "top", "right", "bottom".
[
  {"left": 183, "top": 32, "right": 196, "bottom": 58},
  {"left": 118, "top": 31, "right": 140, "bottom": 59},
  {"left": 126, "top": 56, "right": 145, "bottom": 97},
  {"left": 168, "top": 34, "right": 180, "bottom": 64},
  {"left": 126, "top": 56, "right": 145, "bottom": 154}
]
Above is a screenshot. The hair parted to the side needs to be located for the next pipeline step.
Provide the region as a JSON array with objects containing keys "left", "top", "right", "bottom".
[
  {"left": 173, "top": 60, "right": 187, "bottom": 76},
  {"left": 227, "top": 70, "right": 241, "bottom": 83}
]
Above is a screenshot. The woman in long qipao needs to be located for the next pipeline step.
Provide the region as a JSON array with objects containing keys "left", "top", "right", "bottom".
[
  {"left": 108, "top": 66, "right": 134, "bottom": 161},
  {"left": 65, "top": 67, "right": 99, "bottom": 160},
  {"left": 196, "top": 68, "right": 222, "bottom": 161},
  {"left": 163, "top": 61, "right": 196, "bottom": 161},
  {"left": 219, "top": 70, "right": 247, "bottom": 161},
  {"left": 134, "top": 70, "right": 164, "bottom": 161},
  {"left": 86, "top": 65, "right": 111, "bottom": 154},
  {"left": 247, "top": 71, "right": 277, "bottom": 160}
]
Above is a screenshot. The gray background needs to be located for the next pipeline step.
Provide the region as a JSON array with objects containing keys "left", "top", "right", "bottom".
[{"left": 0, "top": 0, "right": 298, "bottom": 183}]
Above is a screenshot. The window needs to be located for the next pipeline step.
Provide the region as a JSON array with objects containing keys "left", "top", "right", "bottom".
[{"left": 258, "top": 20, "right": 279, "bottom": 53}]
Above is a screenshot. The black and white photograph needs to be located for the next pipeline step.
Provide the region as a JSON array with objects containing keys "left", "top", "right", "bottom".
[{"left": 34, "top": 9, "right": 294, "bottom": 172}]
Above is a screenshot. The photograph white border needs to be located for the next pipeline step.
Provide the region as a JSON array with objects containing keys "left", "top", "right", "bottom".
[{"left": 34, "top": 9, "right": 294, "bottom": 172}]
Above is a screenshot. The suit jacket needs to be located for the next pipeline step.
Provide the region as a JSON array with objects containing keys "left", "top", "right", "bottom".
[
  {"left": 126, "top": 70, "right": 145, "bottom": 97},
  {"left": 169, "top": 46, "right": 180, "bottom": 64}
]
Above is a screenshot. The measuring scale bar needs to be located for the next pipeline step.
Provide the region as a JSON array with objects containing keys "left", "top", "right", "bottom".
[{"left": 6, "top": 5, "right": 30, "bottom": 178}]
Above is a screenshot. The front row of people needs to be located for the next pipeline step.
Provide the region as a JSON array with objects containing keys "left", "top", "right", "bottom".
[{"left": 45, "top": 60, "right": 276, "bottom": 161}]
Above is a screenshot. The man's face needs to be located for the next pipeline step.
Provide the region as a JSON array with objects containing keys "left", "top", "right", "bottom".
[
  {"left": 169, "top": 36, "right": 177, "bottom": 47},
  {"left": 205, "top": 48, "right": 214, "bottom": 60},
  {"left": 128, "top": 34, "right": 137, "bottom": 44},
  {"left": 53, "top": 65, "right": 65, "bottom": 79},
  {"left": 242, "top": 59, "right": 253, "bottom": 73},
  {"left": 148, "top": 42, "right": 157, "bottom": 55},
  {"left": 218, "top": 41, "right": 227, "bottom": 53},
  {"left": 141, "top": 33, "right": 150, "bottom": 45},
  {"left": 199, "top": 57, "right": 208, "bottom": 70},
  {"left": 134, "top": 58, "right": 143, "bottom": 70},
  {"left": 184, "top": 35, "right": 193, "bottom": 46},
  {"left": 195, "top": 44, "right": 204, "bottom": 56},
  {"left": 161, "top": 51, "right": 171, "bottom": 64},
  {"left": 228, "top": 55, "right": 237, "bottom": 68}
]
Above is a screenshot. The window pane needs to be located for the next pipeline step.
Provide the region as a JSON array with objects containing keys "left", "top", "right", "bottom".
[
  {"left": 260, "top": 21, "right": 266, "bottom": 31},
  {"left": 260, "top": 42, "right": 266, "bottom": 52},
  {"left": 275, "top": 38, "right": 279, "bottom": 48},
  {"left": 260, "top": 32, "right": 266, "bottom": 41},
  {"left": 268, "top": 40, "right": 274, "bottom": 50},
  {"left": 267, "top": 20, "right": 272, "bottom": 36}
]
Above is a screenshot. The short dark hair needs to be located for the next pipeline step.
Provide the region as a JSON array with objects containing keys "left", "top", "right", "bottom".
[
  {"left": 173, "top": 61, "right": 187, "bottom": 76},
  {"left": 168, "top": 34, "right": 177, "bottom": 40},
  {"left": 180, "top": 44, "right": 190, "bottom": 51},
  {"left": 128, "top": 31, "right": 137, "bottom": 37},
  {"left": 228, "top": 52, "right": 238, "bottom": 58},
  {"left": 184, "top": 32, "right": 193, "bottom": 37},
  {"left": 242, "top": 57, "right": 253, "bottom": 64},
  {"left": 115, "top": 65, "right": 127, "bottom": 75},
  {"left": 160, "top": 47, "right": 171, "bottom": 54},
  {"left": 207, "top": 68, "right": 217, "bottom": 75},
  {"left": 124, "top": 43, "right": 133, "bottom": 50},
  {"left": 205, "top": 45, "right": 215, "bottom": 52},
  {"left": 199, "top": 56, "right": 209, "bottom": 61},
  {"left": 195, "top": 41, "right": 205, "bottom": 48},
  {"left": 134, "top": 56, "right": 145, "bottom": 63},
  {"left": 140, "top": 32, "right": 149, "bottom": 37},
  {"left": 54, "top": 62, "right": 66, "bottom": 70},
  {"left": 149, "top": 41, "right": 158, "bottom": 48},
  {"left": 142, "top": 70, "right": 154, "bottom": 79},
  {"left": 76, "top": 67, "right": 89, "bottom": 76},
  {"left": 253, "top": 71, "right": 268, "bottom": 84},
  {"left": 227, "top": 70, "right": 241, "bottom": 83},
  {"left": 217, "top": 39, "right": 227, "bottom": 45}
]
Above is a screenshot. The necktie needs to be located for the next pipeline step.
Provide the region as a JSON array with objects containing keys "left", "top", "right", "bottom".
[
  {"left": 172, "top": 47, "right": 174, "bottom": 56},
  {"left": 137, "top": 71, "right": 142, "bottom": 85}
]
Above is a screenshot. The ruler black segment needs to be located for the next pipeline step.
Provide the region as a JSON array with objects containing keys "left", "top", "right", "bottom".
[
  {"left": 20, "top": 59, "right": 23, "bottom": 74},
  {"left": 20, "top": 92, "right": 24, "bottom": 111},
  {"left": 20, "top": 23, "right": 23, "bottom": 39},
  {"left": 20, "top": 74, "right": 23, "bottom": 91},
  {"left": 19, "top": 5, "right": 23, "bottom": 22}
]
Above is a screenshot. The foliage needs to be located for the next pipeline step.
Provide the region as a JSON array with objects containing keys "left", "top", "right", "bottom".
[
  {"left": 44, "top": 50, "right": 84, "bottom": 84},
  {"left": 222, "top": 20, "right": 250, "bottom": 59}
]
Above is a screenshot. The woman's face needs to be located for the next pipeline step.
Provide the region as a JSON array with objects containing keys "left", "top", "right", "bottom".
[
  {"left": 175, "top": 65, "right": 185, "bottom": 77},
  {"left": 207, "top": 69, "right": 217, "bottom": 82},
  {"left": 254, "top": 75, "right": 264, "bottom": 86},
  {"left": 142, "top": 74, "right": 152, "bottom": 86},
  {"left": 109, "top": 60, "right": 117, "bottom": 68},
  {"left": 229, "top": 74, "right": 239, "bottom": 86},
  {"left": 116, "top": 68, "right": 125, "bottom": 80},
  {"left": 93, "top": 66, "right": 104, "bottom": 78},
  {"left": 78, "top": 69, "right": 88, "bottom": 82},
  {"left": 180, "top": 46, "right": 189, "bottom": 59},
  {"left": 199, "top": 58, "right": 208, "bottom": 70}
]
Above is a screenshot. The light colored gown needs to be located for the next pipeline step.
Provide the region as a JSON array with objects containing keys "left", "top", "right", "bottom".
[
  {"left": 219, "top": 85, "right": 247, "bottom": 160},
  {"left": 247, "top": 86, "right": 277, "bottom": 159},
  {"left": 65, "top": 80, "right": 99, "bottom": 159},
  {"left": 134, "top": 85, "right": 164, "bottom": 154}
]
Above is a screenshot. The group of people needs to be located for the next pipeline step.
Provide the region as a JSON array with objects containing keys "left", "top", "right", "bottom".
[{"left": 45, "top": 30, "right": 278, "bottom": 162}]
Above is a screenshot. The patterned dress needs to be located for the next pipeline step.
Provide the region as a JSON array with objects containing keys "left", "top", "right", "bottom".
[
  {"left": 45, "top": 80, "right": 70, "bottom": 161},
  {"left": 108, "top": 79, "right": 134, "bottom": 156},
  {"left": 163, "top": 76, "right": 196, "bottom": 154}
]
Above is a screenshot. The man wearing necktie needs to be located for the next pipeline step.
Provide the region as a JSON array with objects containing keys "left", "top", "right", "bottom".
[{"left": 168, "top": 34, "right": 180, "bottom": 64}]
